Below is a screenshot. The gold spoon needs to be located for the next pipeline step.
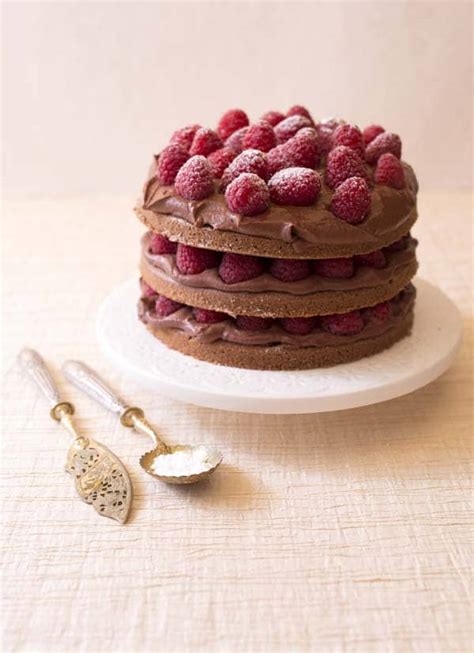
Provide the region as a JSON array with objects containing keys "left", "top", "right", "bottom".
[{"left": 62, "top": 360, "right": 223, "bottom": 484}]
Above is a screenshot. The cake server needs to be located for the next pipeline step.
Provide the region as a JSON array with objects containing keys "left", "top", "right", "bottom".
[
  {"left": 19, "top": 349, "right": 132, "bottom": 524},
  {"left": 62, "top": 360, "right": 223, "bottom": 484}
]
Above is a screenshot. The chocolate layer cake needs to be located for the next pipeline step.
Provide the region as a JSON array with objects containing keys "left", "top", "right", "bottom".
[{"left": 135, "top": 108, "right": 418, "bottom": 370}]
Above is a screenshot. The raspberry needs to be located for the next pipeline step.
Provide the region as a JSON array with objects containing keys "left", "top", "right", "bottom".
[
  {"left": 189, "top": 127, "right": 223, "bottom": 156},
  {"left": 325, "top": 146, "right": 367, "bottom": 189},
  {"left": 363, "top": 301, "right": 392, "bottom": 323},
  {"left": 225, "top": 126, "right": 249, "bottom": 153},
  {"left": 313, "top": 257, "right": 354, "bottom": 279},
  {"left": 268, "top": 167, "right": 321, "bottom": 206},
  {"left": 321, "top": 310, "right": 364, "bottom": 336},
  {"left": 242, "top": 120, "right": 276, "bottom": 153},
  {"left": 362, "top": 124, "right": 385, "bottom": 146},
  {"left": 216, "top": 109, "right": 249, "bottom": 140},
  {"left": 157, "top": 144, "right": 189, "bottom": 185},
  {"left": 176, "top": 243, "right": 220, "bottom": 274},
  {"left": 374, "top": 153, "right": 405, "bottom": 189},
  {"left": 225, "top": 173, "right": 270, "bottom": 216},
  {"left": 174, "top": 156, "right": 214, "bottom": 200},
  {"left": 260, "top": 110, "right": 285, "bottom": 127},
  {"left": 267, "top": 145, "right": 292, "bottom": 176},
  {"left": 365, "top": 132, "right": 402, "bottom": 164},
  {"left": 332, "top": 124, "right": 364, "bottom": 157},
  {"left": 155, "top": 295, "right": 183, "bottom": 317},
  {"left": 169, "top": 124, "right": 201, "bottom": 151},
  {"left": 384, "top": 233, "right": 411, "bottom": 252},
  {"left": 221, "top": 149, "right": 268, "bottom": 188},
  {"left": 149, "top": 232, "right": 178, "bottom": 255},
  {"left": 235, "top": 315, "right": 273, "bottom": 331},
  {"left": 218, "top": 252, "right": 265, "bottom": 284},
  {"left": 316, "top": 125, "right": 335, "bottom": 155},
  {"left": 355, "top": 249, "right": 386, "bottom": 268},
  {"left": 140, "top": 279, "right": 156, "bottom": 297},
  {"left": 287, "top": 105, "right": 314, "bottom": 123},
  {"left": 207, "top": 147, "right": 237, "bottom": 178},
  {"left": 330, "top": 177, "right": 371, "bottom": 224},
  {"left": 275, "top": 115, "right": 312, "bottom": 143},
  {"left": 280, "top": 316, "right": 318, "bottom": 335},
  {"left": 269, "top": 258, "right": 311, "bottom": 282},
  {"left": 267, "top": 129, "right": 319, "bottom": 175},
  {"left": 193, "top": 308, "right": 228, "bottom": 324}
]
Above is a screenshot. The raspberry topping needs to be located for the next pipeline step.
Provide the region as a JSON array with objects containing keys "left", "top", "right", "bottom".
[
  {"left": 374, "top": 153, "right": 405, "bottom": 189},
  {"left": 355, "top": 249, "right": 387, "bottom": 268},
  {"left": 176, "top": 243, "right": 220, "bottom": 275},
  {"left": 332, "top": 124, "right": 364, "bottom": 157},
  {"left": 207, "top": 147, "right": 237, "bottom": 178},
  {"left": 260, "top": 110, "right": 285, "bottom": 127},
  {"left": 269, "top": 167, "right": 321, "bottom": 206},
  {"left": 155, "top": 295, "right": 183, "bottom": 317},
  {"left": 330, "top": 177, "right": 371, "bottom": 224},
  {"left": 384, "top": 233, "right": 411, "bottom": 252},
  {"left": 157, "top": 145, "right": 189, "bottom": 185},
  {"left": 267, "top": 128, "right": 319, "bottom": 175},
  {"left": 216, "top": 109, "right": 249, "bottom": 140},
  {"left": 140, "top": 279, "right": 156, "bottom": 297},
  {"left": 287, "top": 105, "right": 314, "bottom": 123},
  {"left": 225, "top": 126, "right": 249, "bottom": 153},
  {"left": 266, "top": 144, "right": 292, "bottom": 177},
  {"left": 275, "top": 115, "right": 312, "bottom": 143},
  {"left": 218, "top": 252, "right": 265, "bottom": 284},
  {"left": 189, "top": 127, "right": 223, "bottom": 156},
  {"left": 365, "top": 132, "right": 402, "bottom": 164},
  {"left": 269, "top": 258, "right": 312, "bottom": 282},
  {"left": 149, "top": 233, "right": 178, "bottom": 255},
  {"left": 362, "top": 124, "right": 385, "bottom": 146},
  {"left": 325, "top": 145, "right": 367, "bottom": 189},
  {"left": 193, "top": 308, "right": 228, "bottom": 324},
  {"left": 169, "top": 124, "right": 201, "bottom": 151},
  {"left": 364, "top": 301, "right": 392, "bottom": 323},
  {"left": 313, "top": 257, "right": 354, "bottom": 279},
  {"left": 280, "top": 316, "right": 318, "bottom": 335},
  {"left": 316, "top": 125, "right": 336, "bottom": 156},
  {"left": 221, "top": 149, "right": 268, "bottom": 187},
  {"left": 225, "top": 173, "right": 270, "bottom": 216},
  {"left": 321, "top": 310, "right": 364, "bottom": 336},
  {"left": 236, "top": 315, "right": 273, "bottom": 331},
  {"left": 174, "top": 155, "right": 214, "bottom": 200},
  {"left": 242, "top": 120, "right": 276, "bottom": 153}
]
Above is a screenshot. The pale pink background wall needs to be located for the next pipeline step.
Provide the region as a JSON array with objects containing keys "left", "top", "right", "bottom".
[{"left": 2, "top": 1, "right": 472, "bottom": 197}]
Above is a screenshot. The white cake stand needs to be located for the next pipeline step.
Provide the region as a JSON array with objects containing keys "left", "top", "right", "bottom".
[{"left": 96, "top": 278, "right": 462, "bottom": 414}]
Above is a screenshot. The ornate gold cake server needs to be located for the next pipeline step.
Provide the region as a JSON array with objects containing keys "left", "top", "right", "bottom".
[
  {"left": 19, "top": 349, "right": 132, "bottom": 524},
  {"left": 62, "top": 360, "right": 223, "bottom": 484}
]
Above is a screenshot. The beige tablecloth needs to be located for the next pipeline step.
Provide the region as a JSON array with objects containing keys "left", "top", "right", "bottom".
[{"left": 2, "top": 191, "right": 472, "bottom": 652}]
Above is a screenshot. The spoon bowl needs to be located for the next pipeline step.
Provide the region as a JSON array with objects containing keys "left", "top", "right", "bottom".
[{"left": 140, "top": 444, "right": 223, "bottom": 484}]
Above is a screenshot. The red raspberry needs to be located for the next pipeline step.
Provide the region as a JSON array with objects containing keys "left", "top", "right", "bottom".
[
  {"left": 169, "top": 124, "right": 201, "bottom": 151},
  {"left": 174, "top": 156, "right": 214, "bottom": 200},
  {"left": 155, "top": 295, "right": 183, "bottom": 317},
  {"left": 275, "top": 115, "right": 312, "bottom": 143},
  {"left": 320, "top": 118, "right": 342, "bottom": 130},
  {"left": 330, "top": 177, "right": 371, "bottom": 224},
  {"left": 260, "top": 110, "right": 285, "bottom": 127},
  {"left": 218, "top": 252, "right": 265, "bottom": 284},
  {"left": 176, "top": 243, "right": 220, "bottom": 274},
  {"left": 193, "top": 308, "right": 228, "bottom": 324},
  {"left": 280, "top": 316, "right": 318, "bottom": 335},
  {"left": 221, "top": 149, "right": 268, "bottom": 188},
  {"left": 140, "top": 278, "right": 156, "bottom": 297},
  {"left": 149, "top": 233, "right": 178, "bottom": 255},
  {"left": 267, "top": 144, "right": 292, "bottom": 176},
  {"left": 332, "top": 124, "right": 364, "bottom": 157},
  {"left": 374, "top": 153, "right": 405, "bottom": 189},
  {"left": 313, "top": 257, "right": 354, "bottom": 279},
  {"left": 235, "top": 315, "right": 273, "bottom": 330},
  {"left": 362, "top": 124, "right": 385, "bottom": 146},
  {"left": 189, "top": 127, "right": 223, "bottom": 156},
  {"left": 269, "top": 258, "right": 311, "bottom": 282},
  {"left": 207, "top": 147, "right": 237, "bottom": 178},
  {"left": 384, "top": 233, "right": 411, "bottom": 252},
  {"left": 287, "top": 105, "right": 314, "bottom": 123},
  {"left": 316, "top": 125, "right": 335, "bottom": 155},
  {"left": 157, "top": 144, "right": 189, "bottom": 185},
  {"left": 363, "top": 301, "right": 392, "bottom": 323},
  {"left": 225, "top": 173, "right": 270, "bottom": 216},
  {"left": 269, "top": 167, "right": 321, "bottom": 206},
  {"left": 225, "top": 126, "right": 249, "bottom": 153},
  {"left": 325, "top": 145, "right": 367, "bottom": 189},
  {"left": 267, "top": 129, "right": 319, "bottom": 175},
  {"left": 365, "top": 132, "right": 402, "bottom": 164},
  {"left": 216, "top": 109, "right": 249, "bottom": 140},
  {"left": 355, "top": 249, "right": 386, "bottom": 268},
  {"left": 321, "top": 310, "right": 364, "bottom": 336},
  {"left": 242, "top": 120, "right": 276, "bottom": 153}
]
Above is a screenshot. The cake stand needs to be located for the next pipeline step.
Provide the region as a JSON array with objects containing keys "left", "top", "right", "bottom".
[{"left": 96, "top": 278, "right": 462, "bottom": 414}]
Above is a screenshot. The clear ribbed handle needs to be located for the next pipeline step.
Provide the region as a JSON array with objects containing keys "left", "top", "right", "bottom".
[
  {"left": 19, "top": 348, "right": 62, "bottom": 408},
  {"left": 62, "top": 360, "right": 128, "bottom": 415}
]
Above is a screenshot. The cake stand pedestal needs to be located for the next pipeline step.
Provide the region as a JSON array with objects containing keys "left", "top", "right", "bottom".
[{"left": 96, "top": 278, "right": 462, "bottom": 414}]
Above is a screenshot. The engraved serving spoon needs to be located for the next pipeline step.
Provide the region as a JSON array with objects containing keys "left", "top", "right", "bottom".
[
  {"left": 18, "top": 349, "right": 132, "bottom": 524},
  {"left": 62, "top": 360, "right": 223, "bottom": 484}
]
